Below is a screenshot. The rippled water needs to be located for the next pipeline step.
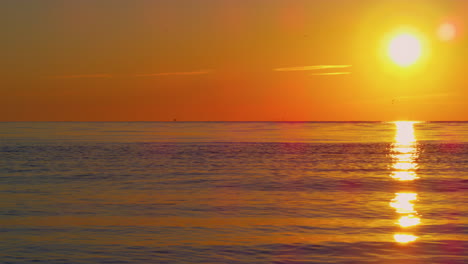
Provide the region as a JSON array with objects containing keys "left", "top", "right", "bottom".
[{"left": 0, "top": 122, "right": 467, "bottom": 263}]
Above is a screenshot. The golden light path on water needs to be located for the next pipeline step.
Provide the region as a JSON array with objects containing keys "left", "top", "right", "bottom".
[{"left": 390, "top": 121, "right": 421, "bottom": 244}]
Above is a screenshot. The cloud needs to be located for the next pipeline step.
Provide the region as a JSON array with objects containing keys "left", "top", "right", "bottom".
[
  {"left": 310, "top": 72, "right": 351, "bottom": 76},
  {"left": 135, "top": 70, "right": 212, "bottom": 77},
  {"left": 274, "top": 65, "right": 352, "bottom": 72},
  {"left": 45, "top": 74, "right": 113, "bottom": 79}
]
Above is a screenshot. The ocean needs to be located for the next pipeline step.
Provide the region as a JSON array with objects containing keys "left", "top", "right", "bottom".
[{"left": 0, "top": 121, "right": 466, "bottom": 264}]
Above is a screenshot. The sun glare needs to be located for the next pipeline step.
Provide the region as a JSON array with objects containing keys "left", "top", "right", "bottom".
[{"left": 388, "top": 33, "right": 422, "bottom": 67}]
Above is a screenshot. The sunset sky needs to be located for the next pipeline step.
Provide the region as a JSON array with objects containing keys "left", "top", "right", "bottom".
[{"left": 1, "top": 0, "right": 467, "bottom": 121}]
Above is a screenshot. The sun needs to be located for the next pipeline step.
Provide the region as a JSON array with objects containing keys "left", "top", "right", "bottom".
[{"left": 388, "top": 33, "right": 422, "bottom": 67}]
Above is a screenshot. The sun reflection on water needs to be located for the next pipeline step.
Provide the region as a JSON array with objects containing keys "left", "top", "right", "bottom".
[
  {"left": 390, "top": 121, "right": 422, "bottom": 243},
  {"left": 391, "top": 171, "right": 419, "bottom": 181},
  {"left": 394, "top": 233, "right": 418, "bottom": 243},
  {"left": 394, "top": 121, "right": 418, "bottom": 144},
  {"left": 398, "top": 215, "right": 421, "bottom": 227},
  {"left": 390, "top": 121, "right": 420, "bottom": 182},
  {"left": 390, "top": 192, "right": 417, "bottom": 214}
]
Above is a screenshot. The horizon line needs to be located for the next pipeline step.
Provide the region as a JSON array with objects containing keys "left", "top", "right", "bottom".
[{"left": 1, "top": 120, "right": 467, "bottom": 123}]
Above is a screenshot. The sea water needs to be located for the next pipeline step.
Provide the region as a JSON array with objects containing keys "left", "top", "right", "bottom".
[{"left": 0, "top": 122, "right": 466, "bottom": 263}]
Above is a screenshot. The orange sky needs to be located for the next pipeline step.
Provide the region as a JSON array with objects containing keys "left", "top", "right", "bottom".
[{"left": 1, "top": 0, "right": 467, "bottom": 121}]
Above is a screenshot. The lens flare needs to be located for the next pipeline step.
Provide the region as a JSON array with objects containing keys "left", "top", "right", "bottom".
[{"left": 437, "top": 22, "right": 456, "bottom": 41}]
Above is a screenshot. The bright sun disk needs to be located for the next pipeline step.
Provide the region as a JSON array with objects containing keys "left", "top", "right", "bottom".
[{"left": 388, "top": 33, "right": 422, "bottom": 67}]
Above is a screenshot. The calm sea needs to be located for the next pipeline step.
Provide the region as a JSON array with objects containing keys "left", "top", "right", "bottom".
[{"left": 0, "top": 122, "right": 467, "bottom": 264}]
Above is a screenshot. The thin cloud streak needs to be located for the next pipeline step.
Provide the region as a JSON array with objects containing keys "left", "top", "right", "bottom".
[
  {"left": 310, "top": 72, "right": 351, "bottom": 76},
  {"left": 274, "top": 65, "right": 352, "bottom": 72},
  {"left": 135, "top": 70, "right": 212, "bottom": 77},
  {"left": 45, "top": 74, "right": 113, "bottom": 79}
]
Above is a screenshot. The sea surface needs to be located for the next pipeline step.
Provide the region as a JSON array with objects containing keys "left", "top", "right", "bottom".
[{"left": 0, "top": 121, "right": 467, "bottom": 264}]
